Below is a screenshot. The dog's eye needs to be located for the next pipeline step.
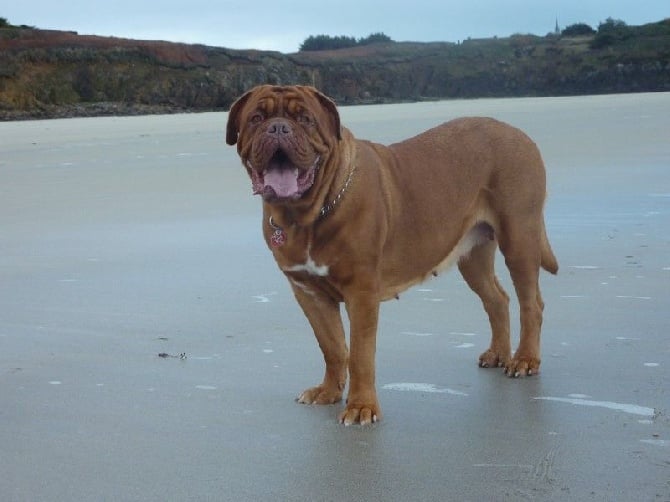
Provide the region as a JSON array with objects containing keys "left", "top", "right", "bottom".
[
  {"left": 297, "top": 114, "right": 313, "bottom": 125},
  {"left": 250, "top": 113, "right": 264, "bottom": 124}
]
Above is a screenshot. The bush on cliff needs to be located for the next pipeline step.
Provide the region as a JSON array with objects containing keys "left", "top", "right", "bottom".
[
  {"left": 561, "top": 23, "right": 596, "bottom": 36},
  {"left": 591, "top": 18, "right": 632, "bottom": 48}
]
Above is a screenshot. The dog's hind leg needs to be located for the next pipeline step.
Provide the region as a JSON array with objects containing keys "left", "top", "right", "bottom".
[
  {"left": 458, "top": 234, "right": 511, "bottom": 369},
  {"left": 497, "top": 222, "right": 545, "bottom": 377}
]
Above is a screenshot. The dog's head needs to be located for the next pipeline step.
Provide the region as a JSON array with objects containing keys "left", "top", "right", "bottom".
[{"left": 226, "top": 85, "right": 341, "bottom": 203}]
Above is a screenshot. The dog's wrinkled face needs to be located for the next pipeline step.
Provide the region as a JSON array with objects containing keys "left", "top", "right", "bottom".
[{"left": 226, "top": 85, "right": 341, "bottom": 202}]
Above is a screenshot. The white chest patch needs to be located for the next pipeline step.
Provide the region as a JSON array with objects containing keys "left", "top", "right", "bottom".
[{"left": 283, "top": 253, "right": 329, "bottom": 277}]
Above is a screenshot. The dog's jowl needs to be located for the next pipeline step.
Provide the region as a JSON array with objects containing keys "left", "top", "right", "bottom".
[{"left": 226, "top": 85, "right": 558, "bottom": 425}]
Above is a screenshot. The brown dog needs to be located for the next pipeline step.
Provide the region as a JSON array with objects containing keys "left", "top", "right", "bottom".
[{"left": 226, "top": 85, "right": 558, "bottom": 425}]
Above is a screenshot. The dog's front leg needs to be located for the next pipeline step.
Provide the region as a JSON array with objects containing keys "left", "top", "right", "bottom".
[
  {"left": 291, "top": 283, "right": 349, "bottom": 406},
  {"left": 339, "top": 286, "right": 382, "bottom": 425}
]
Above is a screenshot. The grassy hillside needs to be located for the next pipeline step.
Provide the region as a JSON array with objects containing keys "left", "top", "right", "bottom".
[{"left": 1, "top": 18, "right": 669, "bottom": 119}]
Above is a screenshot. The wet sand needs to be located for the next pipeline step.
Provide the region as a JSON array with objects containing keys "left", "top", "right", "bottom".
[{"left": 1, "top": 93, "right": 669, "bottom": 501}]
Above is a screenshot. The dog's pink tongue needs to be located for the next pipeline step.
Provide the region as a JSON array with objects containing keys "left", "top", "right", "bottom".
[{"left": 264, "top": 167, "right": 299, "bottom": 198}]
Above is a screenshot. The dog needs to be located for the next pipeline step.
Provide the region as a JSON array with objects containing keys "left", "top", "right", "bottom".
[{"left": 226, "top": 85, "right": 558, "bottom": 425}]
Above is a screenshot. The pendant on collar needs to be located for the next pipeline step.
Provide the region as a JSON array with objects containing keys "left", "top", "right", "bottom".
[
  {"left": 271, "top": 229, "right": 286, "bottom": 247},
  {"left": 269, "top": 216, "right": 286, "bottom": 247}
]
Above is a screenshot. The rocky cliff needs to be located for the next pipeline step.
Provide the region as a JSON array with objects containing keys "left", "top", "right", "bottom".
[{"left": 1, "top": 19, "right": 669, "bottom": 120}]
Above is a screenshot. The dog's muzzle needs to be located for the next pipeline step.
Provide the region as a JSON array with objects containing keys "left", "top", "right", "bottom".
[{"left": 248, "top": 152, "right": 321, "bottom": 201}]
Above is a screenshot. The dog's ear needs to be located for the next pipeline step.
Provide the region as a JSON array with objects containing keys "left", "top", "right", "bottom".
[
  {"left": 225, "top": 89, "right": 254, "bottom": 146},
  {"left": 305, "top": 86, "right": 342, "bottom": 141}
]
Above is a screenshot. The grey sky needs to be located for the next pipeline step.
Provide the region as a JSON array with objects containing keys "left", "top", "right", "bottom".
[{"left": 3, "top": 1, "right": 668, "bottom": 53}]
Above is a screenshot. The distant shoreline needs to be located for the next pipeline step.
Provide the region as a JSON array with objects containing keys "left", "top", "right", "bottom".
[
  {"left": 0, "top": 96, "right": 443, "bottom": 121},
  {"left": 3, "top": 91, "right": 669, "bottom": 122}
]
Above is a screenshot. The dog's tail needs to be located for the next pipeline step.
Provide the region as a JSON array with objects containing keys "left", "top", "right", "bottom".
[{"left": 540, "top": 221, "right": 559, "bottom": 275}]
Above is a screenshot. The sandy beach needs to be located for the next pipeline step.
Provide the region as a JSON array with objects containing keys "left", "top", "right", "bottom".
[{"left": 1, "top": 93, "right": 669, "bottom": 501}]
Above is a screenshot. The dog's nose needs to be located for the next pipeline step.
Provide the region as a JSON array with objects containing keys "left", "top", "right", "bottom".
[{"left": 267, "top": 120, "right": 292, "bottom": 136}]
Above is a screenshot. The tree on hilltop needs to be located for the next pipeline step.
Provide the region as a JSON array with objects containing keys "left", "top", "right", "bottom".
[
  {"left": 300, "top": 35, "right": 357, "bottom": 51},
  {"left": 359, "top": 32, "right": 392, "bottom": 45},
  {"left": 300, "top": 32, "right": 393, "bottom": 51},
  {"left": 561, "top": 23, "right": 596, "bottom": 36}
]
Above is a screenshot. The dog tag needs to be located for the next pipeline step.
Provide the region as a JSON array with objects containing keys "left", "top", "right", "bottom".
[{"left": 270, "top": 228, "right": 286, "bottom": 247}]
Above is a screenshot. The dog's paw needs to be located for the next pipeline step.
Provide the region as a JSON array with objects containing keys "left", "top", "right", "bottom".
[
  {"left": 337, "top": 401, "right": 381, "bottom": 426},
  {"left": 478, "top": 349, "right": 510, "bottom": 369},
  {"left": 504, "top": 356, "right": 540, "bottom": 378},
  {"left": 296, "top": 384, "right": 343, "bottom": 405}
]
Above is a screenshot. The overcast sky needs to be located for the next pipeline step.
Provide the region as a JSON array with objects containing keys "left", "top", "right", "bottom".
[{"left": 4, "top": 1, "right": 668, "bottom": 53}]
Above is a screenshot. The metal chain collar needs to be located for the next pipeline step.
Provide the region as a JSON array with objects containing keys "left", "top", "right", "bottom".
[{"left": 318, "top": 163, "right": 357, "bottom": 219}]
